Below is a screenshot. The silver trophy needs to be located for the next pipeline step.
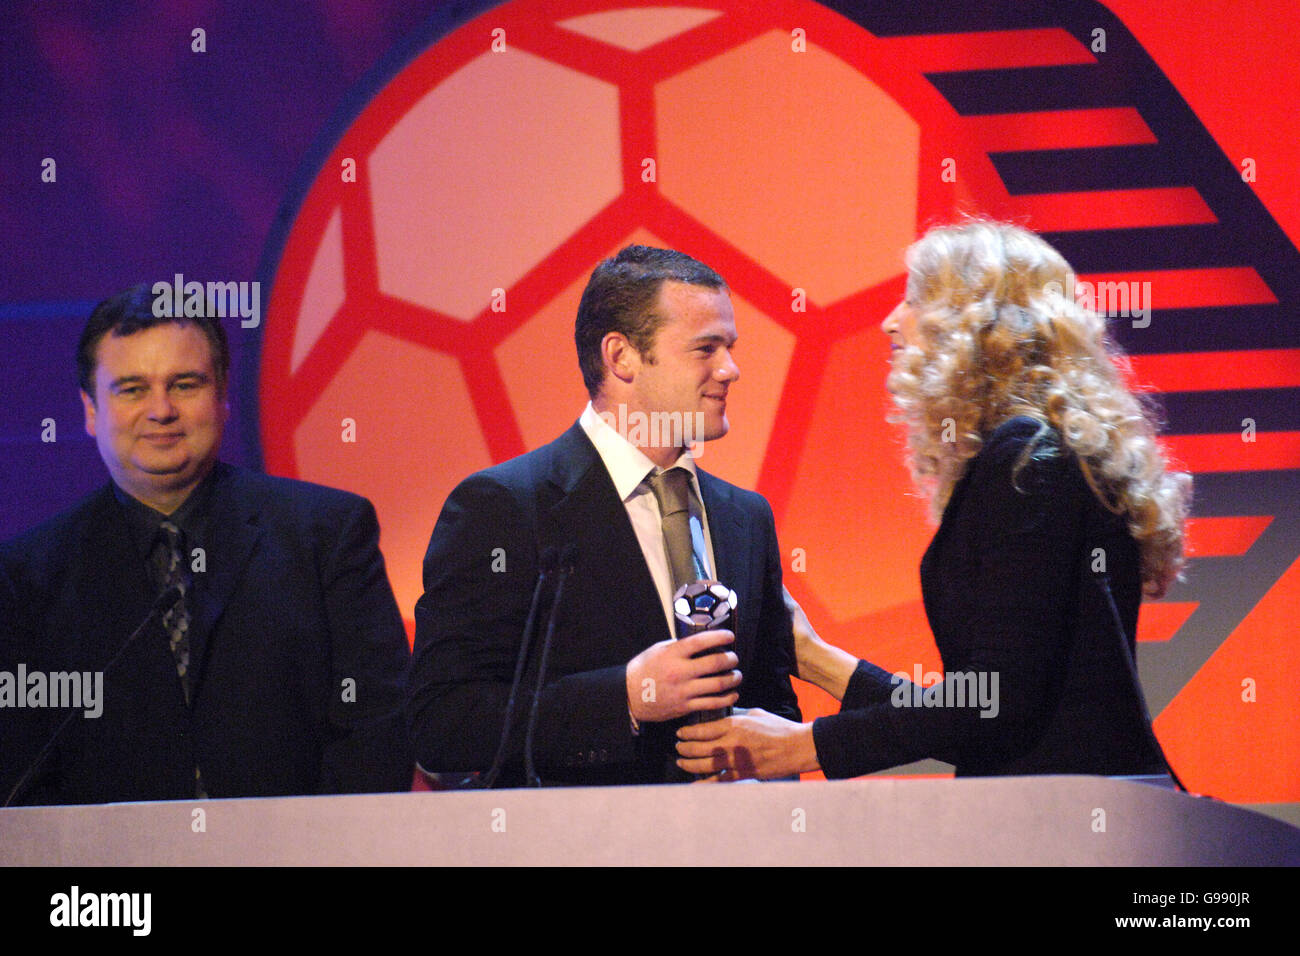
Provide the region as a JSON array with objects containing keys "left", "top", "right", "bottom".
[{"left": 672, "top": 580, "right": 738, "bottom": 726}]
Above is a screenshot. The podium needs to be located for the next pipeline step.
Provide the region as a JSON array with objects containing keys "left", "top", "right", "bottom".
[{"left": 2, "top": 775, "right": 1296, "bottom": 865}]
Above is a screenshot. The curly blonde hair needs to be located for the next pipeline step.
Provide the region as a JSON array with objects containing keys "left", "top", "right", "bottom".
[{"left": 887, "top": 220, "right": 1191, "bottom": 598}]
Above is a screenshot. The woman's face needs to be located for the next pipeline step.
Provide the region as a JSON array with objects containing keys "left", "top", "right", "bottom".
[{"left": 881, "top": 299, "right": 920, "bottom": 351}]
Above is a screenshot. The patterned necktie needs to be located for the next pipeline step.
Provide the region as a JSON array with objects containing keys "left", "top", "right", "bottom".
[
  {"left": 157, "top": 521, "right": 192, "bottom": 704},
  {"left": 156, "top": 521, "right": 207, "bottom": 798},
  {"left": 648, "top": 467, "right": 705, "bottom": 593}
]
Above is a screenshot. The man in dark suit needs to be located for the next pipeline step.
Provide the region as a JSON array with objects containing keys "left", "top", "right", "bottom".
[
  {"left": 406, "top": 246, "right": 800, "bottom": 785},
  {"left": 0, "top": 286, "right": 411, "bottom": 805}
]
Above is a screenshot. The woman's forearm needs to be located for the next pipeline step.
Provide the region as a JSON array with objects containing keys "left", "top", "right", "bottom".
[
  {"left": 785, "top": 585, "right": 858, "bottom": 701},
  {"left": 799, "top": 640, "right": 857, "bottom": 702}
]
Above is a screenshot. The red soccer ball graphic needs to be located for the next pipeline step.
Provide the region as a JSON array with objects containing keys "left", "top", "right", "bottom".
[{"left": 258, "top": 1, "right": 983, "bottom": 657}]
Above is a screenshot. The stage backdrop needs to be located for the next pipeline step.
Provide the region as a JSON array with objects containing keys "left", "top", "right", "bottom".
[{"left": 3, "top": 1, "right": 1297, "bottom": 804}]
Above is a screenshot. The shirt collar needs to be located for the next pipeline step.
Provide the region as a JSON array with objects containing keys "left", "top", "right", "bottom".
[
  {"left": 111, "top": 465, "right": 219, "bottom": 557},
  {"left": 579, "top": 402, "right": 701, "bottom": 502}
]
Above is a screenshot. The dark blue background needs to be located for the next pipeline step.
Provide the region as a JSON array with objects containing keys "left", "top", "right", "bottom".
[{"left": 1, "top": 0, "right": 434, "bottom": 537}]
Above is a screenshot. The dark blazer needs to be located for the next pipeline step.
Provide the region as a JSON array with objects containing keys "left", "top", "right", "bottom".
[
  {"left": 0, "top": 463, "right": 412, "bottom": 805},
  {"left": 812, "top": 416, "right": 1167, "bottom": 778},
  {"left": 406, "top": 422, "right": 801, "bottom": 785}
]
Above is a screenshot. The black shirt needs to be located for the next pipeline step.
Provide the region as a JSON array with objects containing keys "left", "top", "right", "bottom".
[{"left": 112, "top": 469, "right": 217, "bottom": 593}]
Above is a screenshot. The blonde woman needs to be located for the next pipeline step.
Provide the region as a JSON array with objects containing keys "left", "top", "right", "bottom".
[{"left": 677, "top": 221, "right": 1191, "bottom": 780}]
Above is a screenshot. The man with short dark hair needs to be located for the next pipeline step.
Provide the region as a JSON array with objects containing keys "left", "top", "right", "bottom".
[
  {"left": 406, "top": 246, "right": 801, "bottom": 785},
  {"left": 0, "top": 285, "right": 412, "bottom": 805}
]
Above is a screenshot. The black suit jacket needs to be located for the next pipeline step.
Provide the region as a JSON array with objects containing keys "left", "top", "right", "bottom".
[
  {"left": 406, "top": 422, "right": 801, "bottom": 785},
  {"left": 812, "top": 417, "right": 1167, "bottom": 778},
  {"left": 0, "top": 463, "right": 412, "bottom": 805}
]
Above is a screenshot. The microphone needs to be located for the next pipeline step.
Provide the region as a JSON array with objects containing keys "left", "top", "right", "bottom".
[
  {"left": 478, "top": 547, "right": 558, "bottom": 790},
  {"left": 3, "top": 584, "right": 183, "bottom": 808},
  {"left": 673, "top": 580, "right": 739, "bottom": 727},
  {"left": 523, "top": 543, "right": 578, "bottom": 787}
]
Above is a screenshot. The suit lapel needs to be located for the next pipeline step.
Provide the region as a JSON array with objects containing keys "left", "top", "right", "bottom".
[
  {"left": 186, "top": 465, "right": 262, "bottom": 696},
  {"left": 75, "top": 489, "right": 156, "bottom": 669},
  {"left": 696, "top": 470, "right": 753, "bottom": 643},
  {"left": 542, "top": 424, "right": 668, "bottom": 650}
]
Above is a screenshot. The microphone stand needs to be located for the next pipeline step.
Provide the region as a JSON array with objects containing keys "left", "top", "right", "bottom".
[
  {"left": 478, "top": 547, "right": 558, "bottom": 790},
  {"left": 4, "top": 584, "right": 183, "bottom": 808},
  {"left": 523, "top": 544, "right": 578, "bottom": 787}
]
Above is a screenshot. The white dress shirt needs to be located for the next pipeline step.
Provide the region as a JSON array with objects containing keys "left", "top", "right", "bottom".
[{"left": 579, "top": 403, "right": 717, "bottom": 636}]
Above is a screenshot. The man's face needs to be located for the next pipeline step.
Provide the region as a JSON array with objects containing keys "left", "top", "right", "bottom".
[
  {"left": 629, "top": 281, "right": 740, "bottom": 448},
  {"left": 81, "top": 322, "right": 227, "bottom": 511}
]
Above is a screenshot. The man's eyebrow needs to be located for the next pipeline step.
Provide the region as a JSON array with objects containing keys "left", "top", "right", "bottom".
[{"left": 688, "top": 332, "right": 738, "bottom": 346}]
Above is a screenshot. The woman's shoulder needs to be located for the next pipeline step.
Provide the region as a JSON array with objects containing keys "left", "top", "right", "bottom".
[
  {"left": 968, "top": 415, "right": 1078, "bottom": 498},
  {"left": 981, "top": 415, "right": 1056, "bottom": 457}
]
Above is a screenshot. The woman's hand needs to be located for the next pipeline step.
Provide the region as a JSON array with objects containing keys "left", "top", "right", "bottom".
[
  {"left": 784, "top": 587, "right": 857, "bottom": 701},
  {"left": 675, "top": 708, "right": 820, "bottom": 780}
]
